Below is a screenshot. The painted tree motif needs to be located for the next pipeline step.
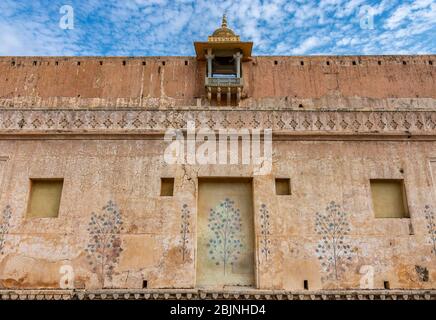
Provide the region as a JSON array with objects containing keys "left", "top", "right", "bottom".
[
  {"left": 180, "top": 204, "right": 190, "bottom": 262},
  {"left": 424, "top": 205, "right": 436, "bottom": 256},
  {"left": 259, "top": 204, "right": 271, "bottom": 261},
  {"left": 85, "top": 200, "right": 123, "bottom": 287},
  {"left": 315, "top": 201, "right": 352, "bottom": 280},
  {"left": 0, "top": 205, "right": 12, "bottom": 255},
  {"left": 207, "top": 198, "right": 243, "bottom": 275}
]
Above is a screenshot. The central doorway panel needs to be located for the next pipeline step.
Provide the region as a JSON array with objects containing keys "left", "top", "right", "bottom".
[{"left": 196, "top": 178, "right": 255, "bottom": 288}]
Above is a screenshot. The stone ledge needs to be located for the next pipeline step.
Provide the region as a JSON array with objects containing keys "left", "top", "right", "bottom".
[
  {"left": 0, "top": 289, "right": 435, "bottom": 300},
  {"left": 1, "top": 94, "right": 436, "bottom": 111}
]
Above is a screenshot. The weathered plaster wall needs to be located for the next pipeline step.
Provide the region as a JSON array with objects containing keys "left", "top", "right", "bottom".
[
  {"left": 0, "top": 53, "right": 435, "bottom": 292},
  {"left": 0, "top": 138, "right": 435, "bottom": 290},
  {"left": 0, "top": 55, "right": 435, "bottom": 109}
]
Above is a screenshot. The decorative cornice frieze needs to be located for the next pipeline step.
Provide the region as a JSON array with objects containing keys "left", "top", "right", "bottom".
[
  {"left": 0, "top": 289, "right": 435, "bottom": 300},
  {"left": 0, "top": 109, "right": 435, "bottom": 137}
]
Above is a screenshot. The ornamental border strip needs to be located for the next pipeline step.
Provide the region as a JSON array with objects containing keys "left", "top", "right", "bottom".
[
  {"left": 0, "top": 289, "right": 435, "bottom": 300},
  {"left": 0, "top": 110, "right": 435, "bottom": 134}
]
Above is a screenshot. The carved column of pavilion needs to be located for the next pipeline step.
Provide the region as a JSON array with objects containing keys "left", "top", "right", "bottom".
[
  {"left": 205, "top": 49, "right": 214, "bottom": 78},
  {"left": 233, "top": 52, "right": 242, "bottom": 78}
]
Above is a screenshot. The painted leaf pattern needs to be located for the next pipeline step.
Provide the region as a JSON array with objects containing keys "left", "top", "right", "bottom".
[
  {"left": 424, "top": 205, "right": 436, "bottom": 256},
  {"left": 85, "top": 200, "right": 123, "bottom": 287},
  {"left": 207, "top": 198, "right": 243, "bottom": 275},
  {"left": 180, "top": 204, "right": 190, "bottom": 262},
  {"left": 315, "top": 201, "right": 352, "bottom": 280},
  {"left": 260, "top": 204, "right": 271, "bottom": 261},
  {"left": 0, "top": 205, "right": 12, "bottom": 255}
]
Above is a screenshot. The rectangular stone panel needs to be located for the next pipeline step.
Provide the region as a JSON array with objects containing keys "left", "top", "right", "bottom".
[{"left": 197, "top": 178, "right": 255, "bottom": 288}]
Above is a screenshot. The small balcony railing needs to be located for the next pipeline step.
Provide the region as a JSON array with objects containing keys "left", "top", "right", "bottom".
[{"left": 205, "top": 77, "right": 243, "bottom": 87}]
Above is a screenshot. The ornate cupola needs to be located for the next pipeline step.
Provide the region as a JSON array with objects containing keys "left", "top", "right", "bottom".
[{"left": 194, "top": 15, "right": 253, "bottom": 105}]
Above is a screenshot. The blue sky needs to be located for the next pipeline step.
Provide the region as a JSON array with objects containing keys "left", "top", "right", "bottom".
[{"left": 0, "top": 0, "right": 435, "bottom": 56}]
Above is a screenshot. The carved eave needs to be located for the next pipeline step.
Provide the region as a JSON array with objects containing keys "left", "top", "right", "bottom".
[{"left": 194, "top": 41, "right": 253, "bottom": 61}]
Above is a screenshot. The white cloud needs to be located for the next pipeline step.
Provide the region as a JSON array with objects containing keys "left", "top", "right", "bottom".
[
  {"left": 0, "top": 25, "right": 24, "bottom": 55},
  {"left": 0, "top": 0, "right": 434, "bottom": 56},
  {"left": 384, "top": 5, "right": 411, "bottom": 29},
  {"left": 291, "top": 36, "right": 329, "bottom": 54}
]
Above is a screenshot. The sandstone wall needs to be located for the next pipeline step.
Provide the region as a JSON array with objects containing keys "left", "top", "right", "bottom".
[{"left": 0, "top": 55, "right": 435, "bottom": 110}]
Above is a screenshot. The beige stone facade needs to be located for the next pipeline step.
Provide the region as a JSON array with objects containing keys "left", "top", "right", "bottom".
[{"left": 0, "top": 37, "right": 436, "bottom": 298}]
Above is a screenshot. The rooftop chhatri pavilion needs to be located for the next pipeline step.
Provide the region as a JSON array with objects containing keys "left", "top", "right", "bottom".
[{"left": 195, "top": 15, "right": 253, "bottom": 105}]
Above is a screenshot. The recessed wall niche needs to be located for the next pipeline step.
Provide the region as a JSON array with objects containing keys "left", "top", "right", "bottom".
[
  {"left": 370, "top": 179, "right": 409, "bottom": 218},
  {"left": 160, "top": 178, "right": 174, "bottom": 196},
  {"left": 27, "top": 179, "right": 64, "bottom": 218},
  {"left": 275, "top": 178, "right": 291, "bottom": 195}
]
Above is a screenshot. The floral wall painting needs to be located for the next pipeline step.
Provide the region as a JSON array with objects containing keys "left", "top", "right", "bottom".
[
  {"left": 85, "top": 200, "right": 123, "bottom": 287},
  {"left": 415, "top": 265, "right": 429, "bottom": 282},
  {"left": 424, "top": 205, "right": 436, "bottom": 257},
  {"left": 315, "top": 201, "right": 353, "bottom": 281},
  {"left": 0, "top": 205, "right": 12, "bottom": 256},
  {"left": 180, "top": 204, "right": 191, "bottom": 262},
  {"left": 259, "top": 204, "right": 271, "bottom": 262},
  {"left": 207, "top": 198, "right": 243, "bottom": 275}
]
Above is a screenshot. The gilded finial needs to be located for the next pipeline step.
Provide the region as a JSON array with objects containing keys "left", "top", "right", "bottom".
[
  {"left": 207, "top": 12, "right": 240, "bottom": 42},
  {"left": 222, "top": 14, "right": 227, "bottom": 28}
]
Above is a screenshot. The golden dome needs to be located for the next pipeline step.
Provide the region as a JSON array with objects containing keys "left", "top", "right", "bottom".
[{"left": 208, "top": 14, "right": 240, "bottom": 42}]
